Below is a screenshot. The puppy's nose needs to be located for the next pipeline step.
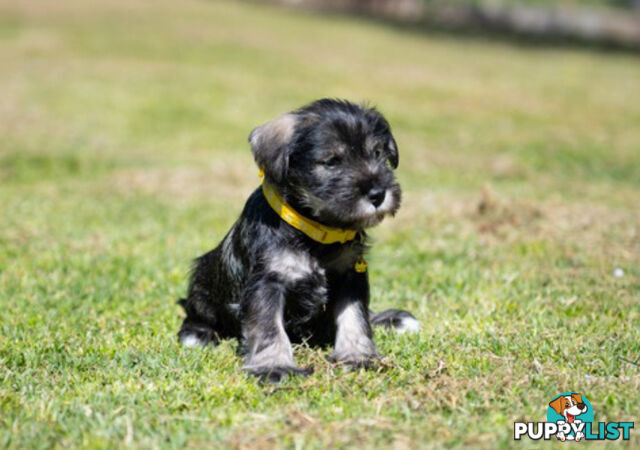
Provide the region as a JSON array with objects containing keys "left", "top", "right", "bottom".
[
  {"left": 577, "top": 403, "right": 586, "bottom": 410},
  {"left": 367, "top": 188, "right": 386, "bottom": 208}
]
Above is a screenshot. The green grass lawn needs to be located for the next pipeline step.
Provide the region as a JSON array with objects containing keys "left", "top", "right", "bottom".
[{"left": 1, "top": 0, "right": 639, "bottom": 448}]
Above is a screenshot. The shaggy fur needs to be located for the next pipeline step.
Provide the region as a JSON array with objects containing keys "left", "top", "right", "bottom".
[{"left": 178, "top": 99, "right": 418, "bottom": 382}]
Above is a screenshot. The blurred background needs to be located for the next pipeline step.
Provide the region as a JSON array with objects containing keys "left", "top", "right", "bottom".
[
  {"left": 266, "top": 0, "right": 640, "bottom": 49},
  {"left": 1, "top": 0, "right": 638, "bottom": 448}
]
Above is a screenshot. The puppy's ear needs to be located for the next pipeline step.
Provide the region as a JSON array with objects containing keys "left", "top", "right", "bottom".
[
  {"left": 549, "top": 397, "right": 565, "bottom": 415},
  {"left": 572, "top": 393, "right": 583, "bottom": 404},
  {"left": 385, "top": 134, "right": 399, "bottom": 169},
  {"left": 249, "top": 114, "right": 297, "bottom": 183}
]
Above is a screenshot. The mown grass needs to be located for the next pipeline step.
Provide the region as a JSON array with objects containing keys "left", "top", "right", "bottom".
[{"left": 1, "top": 0, "right": 639, "bottom": 448}]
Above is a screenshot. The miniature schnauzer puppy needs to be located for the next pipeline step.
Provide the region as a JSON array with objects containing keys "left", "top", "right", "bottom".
[{"left": 178, "top": 99, "right": 419, "bottom": 382}]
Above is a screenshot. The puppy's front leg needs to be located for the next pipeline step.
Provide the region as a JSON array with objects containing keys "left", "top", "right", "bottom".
[
  {"left": 241, "top": 275, "right": 310, "bottom": 383},
  {"left": 329, "top": 270, "right": 378, "bottom": 368}
]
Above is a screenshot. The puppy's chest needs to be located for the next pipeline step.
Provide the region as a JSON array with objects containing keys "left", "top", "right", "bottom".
[
  {"left": 279, "top": 244, "right": 362, "bottom": 322},
  {"left": 315, "top": 242, "right": 362, "bottom": 275},
  {"left": 269, "top": 244, "right": 360, "bottom": 282}
]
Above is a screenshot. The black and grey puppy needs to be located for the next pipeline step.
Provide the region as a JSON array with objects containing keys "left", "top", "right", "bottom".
[{"left": 178, "top": 99, "right": 418, "bottom": 382}]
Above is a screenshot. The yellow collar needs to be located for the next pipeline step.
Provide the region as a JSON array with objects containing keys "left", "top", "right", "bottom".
[{"left": 259, "top": 172, "right": 358, "bottom": 245}]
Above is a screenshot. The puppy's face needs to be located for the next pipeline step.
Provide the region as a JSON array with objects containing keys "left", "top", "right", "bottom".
[{"left": 250, "top": 99, "right": 401, "bottom": 229}]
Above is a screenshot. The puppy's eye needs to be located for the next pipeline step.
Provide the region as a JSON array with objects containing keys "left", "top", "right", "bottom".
[
  {"left": 373, "top": 148, "right": 382, "bottom": 159},
  {"left": 323, "top": 156, "right": 341, "bottom": 167}
]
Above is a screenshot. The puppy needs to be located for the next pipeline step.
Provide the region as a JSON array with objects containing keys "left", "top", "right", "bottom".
[{"left": 178, "top": 99, "right": 419, "bottom": 382}]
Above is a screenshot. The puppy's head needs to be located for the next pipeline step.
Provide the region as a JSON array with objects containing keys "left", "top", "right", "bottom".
[{"left": 250, "top": 99, "right": 401, "bottom": 229}]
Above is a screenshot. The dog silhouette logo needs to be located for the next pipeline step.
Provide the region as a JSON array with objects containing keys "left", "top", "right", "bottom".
[{"left": 547, "top": 393, "right": 593, "bottom": 441}]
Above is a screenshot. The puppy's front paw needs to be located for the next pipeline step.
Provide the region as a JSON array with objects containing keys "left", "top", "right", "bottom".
[
  {"left": 245, "top": 365, "right": 313, "bottom": 384},
  {"left": 328, "top": 352, "right": 380, "bottom": 370}
]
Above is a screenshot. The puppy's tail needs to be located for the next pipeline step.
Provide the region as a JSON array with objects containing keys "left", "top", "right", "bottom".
[{"left": 370, "top": 309, "right": 420, "bottom": 334}]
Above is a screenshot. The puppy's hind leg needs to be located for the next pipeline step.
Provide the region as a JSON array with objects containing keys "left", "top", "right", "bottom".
[
  {"left": 177, "top": 298, "right": 219, "bottom": 347},
  {"left": 370, "top": 309, "right": 420, "bottom": 334},
  {"left": 177, "top": 249, "right": 229, "bottom": 348}
]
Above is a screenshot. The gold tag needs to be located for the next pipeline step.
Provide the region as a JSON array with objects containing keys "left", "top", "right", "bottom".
[{"left": 354, "top": 256, "right": 368, "bottom": 273}]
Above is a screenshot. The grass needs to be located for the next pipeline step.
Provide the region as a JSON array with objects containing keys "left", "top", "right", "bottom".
[{"left": 1, "top": 0, "right": 639, "bottom": 448}]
